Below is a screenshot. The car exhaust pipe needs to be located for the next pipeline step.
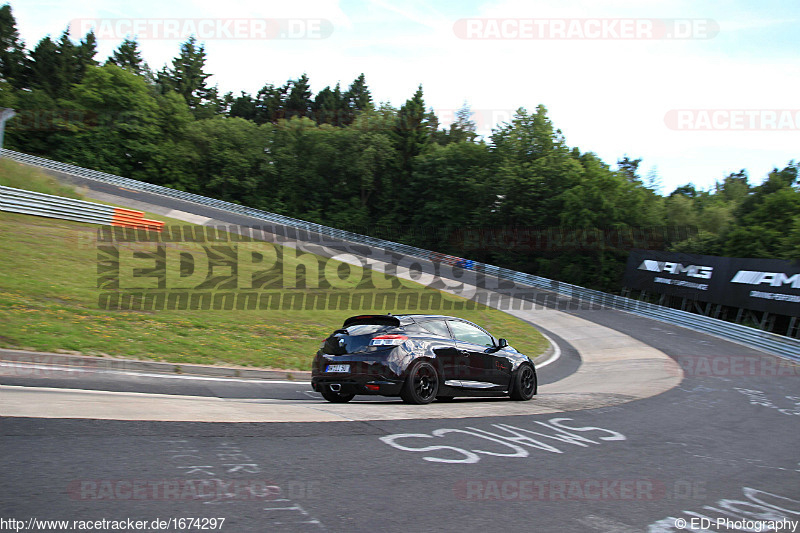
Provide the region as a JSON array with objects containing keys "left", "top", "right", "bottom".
[{"left": 329, "top": 384, "right": 341, "bottom": 392}]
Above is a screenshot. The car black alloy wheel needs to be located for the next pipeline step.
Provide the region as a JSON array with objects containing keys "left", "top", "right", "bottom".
[
  {"left": 510, "top": 363, "right": 536, "bottom": 401},
  {"left": 401, "top": 360, "right": 439, "bottom": 404},
  {"left": 320, "top": 384, "right": 356, "bottom": 403}
]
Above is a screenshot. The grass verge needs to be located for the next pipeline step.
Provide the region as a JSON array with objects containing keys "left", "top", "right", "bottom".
[{"left": 0, "top": 159, "right": 83, "bottom": 199}]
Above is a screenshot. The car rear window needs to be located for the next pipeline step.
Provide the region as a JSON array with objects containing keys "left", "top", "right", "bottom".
[
  {"left": 345, "top": 324, "right": 392, "bottom": 336},
  {"left": 342, "top": 315, "right": 401, "bottom": 328}
]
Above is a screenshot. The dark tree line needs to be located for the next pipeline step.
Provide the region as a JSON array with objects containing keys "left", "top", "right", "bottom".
[{"left": 1, "top": 3, "right": 797, "bottom": 292}]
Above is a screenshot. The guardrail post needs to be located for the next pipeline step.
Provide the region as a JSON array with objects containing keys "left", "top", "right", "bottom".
[{"left": 0, "top": 108, "right": 16, "bottom": 157}]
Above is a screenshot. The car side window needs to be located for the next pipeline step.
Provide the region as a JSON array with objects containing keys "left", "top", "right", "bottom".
[
  {"left": 418, "top": 320, "right": 451, "bottom": 338},
  {"left": 448, "top": 321, "right": 494, "bottom": 347}
]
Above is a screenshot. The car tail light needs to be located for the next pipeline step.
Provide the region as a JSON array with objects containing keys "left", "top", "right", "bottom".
[{"left": 369, "top": 334, "right": 408, "bottom": 346}]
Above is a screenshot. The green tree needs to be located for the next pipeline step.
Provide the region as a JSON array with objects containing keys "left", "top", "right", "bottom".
[
  {"left": 54, "top": 64, "right": 161, "bottom": 178},
  {"left": 284, "top": 73, "right": 312, "bottom": 119},
  {"left": 716, "top": 170, "right": 750, "bottom": 203},
  {"left": 490, "top": 106, "right": 578, "bottom": 226},
  {"left": 0, "top": 4, "right": 29, "bottom": 89},
  {"left": 29, "top": 36, "right": 61, "bottom": 98},
  {"left": 74, "top": 29, "right": 98, "bottom": 80},
  {"left": 106, "top": 37, "right": 146, "bottom": 76},
  {"left": 181, "top": 116, "right": 270, "bottom": 203},
  {"left": 267, "top": 117, "right": 334, "bottom": 219},
  {"left": 617, "top": 156, "right": 642, "bottom": 183},
  {"left": 448, "top": 102, "right": 478, "bottom": 144},
  {"left": 254, "top": 83, "right": 286, "bottom": 123},
  {"left": 139, "top": 90, "right": 196, "bottom": 191},
  {"left": 342, "top": 73, "right": 372, "bottom": 124},
  {"left": 721, "top": 163, "right": 800, "bottom": 258},
  {"left": 393, "top": 85, "right": 431, "bottom": 176},
  {"left": 407, "top": 141, "right": 495, "bottom": 233},
  {"left": 159, "top": 36, "right": 214, "bottom": 112},
  {"left": 313, "top": 83, "right": 344, "bottom": 125},
  {"left": 228, "top": 91, "right": 256, "bottom": 121}
]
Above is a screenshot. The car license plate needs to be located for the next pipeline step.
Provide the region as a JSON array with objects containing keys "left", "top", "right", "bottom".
[{"left": 325, "top": 364, "right": 350, "bottom": 373}]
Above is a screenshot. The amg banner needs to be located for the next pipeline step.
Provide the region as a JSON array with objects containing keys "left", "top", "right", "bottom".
[{"left": 623, "top": 250, "right": 800, "bottom": 316}]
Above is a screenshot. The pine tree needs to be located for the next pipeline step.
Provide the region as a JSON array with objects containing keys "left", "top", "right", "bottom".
[
  {"left": 617, "top": 156, "right": 642, "bottom": 183},
  {"left": 0, "top": 4, "right": 29, "bottom": 89},
  {"left": 313, "top": 83, "right": 344, "bottom": 125},
  {"left": 343, "top": 73, "right": 372, "bottom": 124},
  {"left": 75, "top": 29, "right": 98, "bottom": 80},
  {"left": 254, "top": 83, "right": 286, "bottom": 123},
  {"left": 55, "top": 29, "right": 78, "bottom": 88},
  {"left": 393, "top": 85, "right": 429, "bottom": 171},
  {"left": 29, "top": 36, "right": 61, "bottom": 98},
  {"left": 229, "top": 91, "right": 256, "bottom": 120},
  {"left": 164, "top": 36, "right": 213, "bottom": 110},
  {"left": 345, "top": 73, "right": 372, "bottom": 112},
  {"left": 107, "top": 37, "right": 146, "bottom": 75},
  {"left": 449, "top": 102, "right": 477, "bottom": 143},
  {"left": 284, "top": 73, "right": 312, "bottom": 119}
]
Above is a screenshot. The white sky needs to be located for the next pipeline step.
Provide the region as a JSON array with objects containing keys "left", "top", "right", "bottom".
[{"left": 10, "top": 0, "right": 800, "bottom": 194}]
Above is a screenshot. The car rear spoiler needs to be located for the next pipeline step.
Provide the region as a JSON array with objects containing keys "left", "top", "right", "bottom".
[{"left": 342, "top": 314, "right": 401, "bottom": 328}]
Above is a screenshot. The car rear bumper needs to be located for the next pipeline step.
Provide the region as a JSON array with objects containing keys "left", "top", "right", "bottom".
[
  {"left": 312, "top": 351, "right": 406, "bottom": 396},
  {"left": 311, "top": 375, "right": 404, "bottom": 396}
]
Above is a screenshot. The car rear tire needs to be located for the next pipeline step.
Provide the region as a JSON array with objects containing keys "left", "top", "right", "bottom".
[
  {"left": 401, "top": 360, "right": 439, "bottom": 405},
  {"left": 320, "top": 384, "right": 356, "bottom": 403},
  {"left": 510, "top": 363, "right": 537, "bottom": 401}
]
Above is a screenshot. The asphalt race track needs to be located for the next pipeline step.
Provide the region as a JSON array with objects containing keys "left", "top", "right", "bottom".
[{"left": 1, "top": 170, "right": 799, "bottom": 532}]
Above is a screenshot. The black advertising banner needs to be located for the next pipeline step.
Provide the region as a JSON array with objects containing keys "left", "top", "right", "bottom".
[{"left": 623, "top": 250, "right": 800, "bottom": 316}]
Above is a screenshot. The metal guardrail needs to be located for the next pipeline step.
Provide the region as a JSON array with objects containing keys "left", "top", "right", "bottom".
[
  {"left": 0, "top": 185, "right": 164, "bottom": 230},
  {"left": 3, "top": 148, "right": 799, "bottom": 360}
]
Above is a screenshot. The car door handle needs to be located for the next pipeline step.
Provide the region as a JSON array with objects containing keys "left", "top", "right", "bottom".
[{"left": 459, "top": 350, "right": 470, "bottom": 356}]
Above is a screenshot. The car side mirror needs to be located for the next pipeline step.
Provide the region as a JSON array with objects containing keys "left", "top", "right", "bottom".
[{"left": 497, "top": 338, "right": 508, "bottom": 349}]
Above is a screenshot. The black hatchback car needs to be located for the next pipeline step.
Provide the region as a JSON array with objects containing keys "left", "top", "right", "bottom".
[{"left": 311, "top": 314, "right": 537, "bottom": 404}]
